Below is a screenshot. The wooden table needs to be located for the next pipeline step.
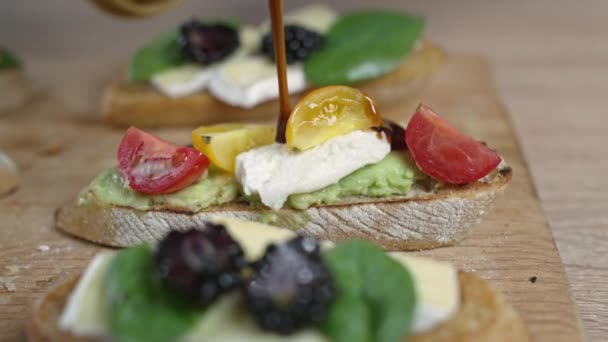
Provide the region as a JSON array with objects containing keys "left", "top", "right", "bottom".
[{"left": 0, "top": 0, "right": 606, "bottom": 341}]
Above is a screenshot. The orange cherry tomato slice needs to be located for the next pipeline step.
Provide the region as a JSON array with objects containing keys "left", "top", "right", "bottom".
[
  {"left": 405, "top": 104, "right": 501, "bottom": 184},
  {"left": 118, "top": 127, "right": 209, "bottom": 194}
]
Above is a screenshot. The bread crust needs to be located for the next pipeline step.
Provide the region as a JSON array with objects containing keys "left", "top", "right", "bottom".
[
  {"left": 410, "top": 272, "right": 530, "bottom": 341},
  {"left": 56, "top": 168, "right": 511, "bottom": 249},
  {"left": 101, "top": 42, "right": 445, "bottom": 127},
  {"left": 26, "top": 271, "right": 529, "bottom": 341}
]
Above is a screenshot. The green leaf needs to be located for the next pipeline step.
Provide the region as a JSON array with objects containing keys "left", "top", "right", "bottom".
[
  {"left": 104, "top": 245, "right": 204, "bottom": 342},
  {"left": 127, "top": 19, "right": 240, "bottom": 82},
  {"left": 128, "top": 30, "right": 187, "bottom": 82},
  {"left": 304, "top": 10, "right": 425, "bottom": 85},
  {"left": 322, "top": 240, "right": 417, "bottom": 342},
  {"left": 0, "top": 49, "right": 21, "bottom": 70}
]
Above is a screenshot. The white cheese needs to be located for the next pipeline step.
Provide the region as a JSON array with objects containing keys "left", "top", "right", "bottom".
[
  {"left": 235, "top": 130, "right": 391, "bottom": 210},
  {"left": 59, "top": 252, "right": 115, "bottom": 337},
  {"left": 59, "top": 218, "right": 460, "bottom": 339},
  {"left": 390, "top": 253, "right": 461, "bottom": 333},
  {"left": 150, "top": 64, "right": 213, "bottom": 98},
  {"left": 208, "top": 57, "right": 306, "bottom": 108},
  {"left": 216, "top": 217, "right": 298, "bottom": 261}
]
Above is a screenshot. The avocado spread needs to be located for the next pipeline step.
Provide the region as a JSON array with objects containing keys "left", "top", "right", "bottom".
[
  {"left": 80, "top": 167, "right": 240, "bottom": 212},
  {"left": 81, "top": 152, "right": 425, "bottom": 212}
]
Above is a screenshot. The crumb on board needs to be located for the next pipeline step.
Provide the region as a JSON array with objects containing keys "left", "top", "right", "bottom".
[
  {"left": 4, "top": 265, "right": 30, "bottom": 274},
  {"left": 529, "top": 276, "right": 538, "bottom": 283},
  {"left": 0, "top": 277, "right": 17, "bottom": 292},
  {"left": 37, "top": 245, "right": 50, "bottom": 252}
]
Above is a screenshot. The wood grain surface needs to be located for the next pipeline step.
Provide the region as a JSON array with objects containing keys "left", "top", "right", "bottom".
[
  {"left": 0, "top": 0, "right": 606, "bottom": 341},
  {"left": 0, "top": 55, "right": 584, "bottom": 341}
]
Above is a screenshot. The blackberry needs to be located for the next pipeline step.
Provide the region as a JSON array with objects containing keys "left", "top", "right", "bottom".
[
  {"left": 155, "top": 223, "right": 246, "bottom": 305},
  {"left": 244, "top": 236, "right": 336, "bottom": 335},
  {"left": 178, "top": 20, "right": 240, "bottom": 65},
  {"left": 261, "top": 25, "right": 325, "bottom": 64},
  {"left": 373, "top": 119, "right": 408, "bottom": 150}
]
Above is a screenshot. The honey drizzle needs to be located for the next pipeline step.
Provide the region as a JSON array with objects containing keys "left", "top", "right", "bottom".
[{"left": 268, "top": 0, "right": 291, "bottom": 143}]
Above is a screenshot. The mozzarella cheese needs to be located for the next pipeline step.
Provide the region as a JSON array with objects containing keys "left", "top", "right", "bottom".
[
  {"left": 59, "top": 251, "right": 114, "bottom": 337},
  {"left": 208, "top": 57, "right": 306, "bottom": 108},
  {"left": 59, "top": 218, "right": 459, "bottom": 339},
  {"left": 149, "top": 5, "right": 337, "bottom": 107},
  {"left": 150, "top": 64, "right": 213, "bottom": 98},
  {"left": 218, "top": 217, "right": 298, "bottom": 261},
  {"left": 390, "top": 253, "right": 461, "bottom": 332},
  {"left": 235, "top": 130, "right": 391, "bottom": 210}
]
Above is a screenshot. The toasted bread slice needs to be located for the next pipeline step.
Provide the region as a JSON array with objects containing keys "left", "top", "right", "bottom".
[
  {"left": 101, "top": 42, "right": 445, "bottom": 127},
  {"left": 56, "top": 166, "right": 511, "bottom": 249},
  {"left": 26, "top": 270, "right": 529, "bottom": 341}
]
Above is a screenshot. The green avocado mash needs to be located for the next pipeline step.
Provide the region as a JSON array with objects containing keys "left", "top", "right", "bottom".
[
  {"left": 287, "top": 152, "right": 425, "bottom": 209},
  {"left": 81, "top": 167, "right": 240, "bottom": 212},
  {"left": 81, "top": 152, "right": 424, "bottom": 212}
]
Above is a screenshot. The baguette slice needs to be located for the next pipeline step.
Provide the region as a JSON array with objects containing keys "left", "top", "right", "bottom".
[
  {"left": 102, "top": 42, "right": 445, "bottom": 127},
  {"left": 26, "top": 270, "right": 529, "bottom": 342},
  {"left": 56, "top": 166, "right": 511, "bottom": 249}
]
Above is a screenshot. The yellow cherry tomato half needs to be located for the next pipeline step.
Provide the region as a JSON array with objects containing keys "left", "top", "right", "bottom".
[
  {"left": 192, "top": 123, "right": 275, "bottom": 173},
  {"left": 286, "top": 86, "right": 382, "bottom": 151}
]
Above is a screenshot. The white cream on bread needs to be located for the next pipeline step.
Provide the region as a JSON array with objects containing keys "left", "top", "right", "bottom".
[{"left": 59, "top": 218, "right": 460, "bottom": 339}]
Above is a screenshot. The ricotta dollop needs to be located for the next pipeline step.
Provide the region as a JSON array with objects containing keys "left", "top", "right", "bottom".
[{"left": 235, "top": 130, "right": 391, "bottom": 210}]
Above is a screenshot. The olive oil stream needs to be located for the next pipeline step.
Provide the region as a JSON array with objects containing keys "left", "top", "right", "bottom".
[{"left": 268, "top": 0, "right": 291, "bottom": 143}]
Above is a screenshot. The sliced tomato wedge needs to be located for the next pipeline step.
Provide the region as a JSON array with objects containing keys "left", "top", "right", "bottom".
[
  {"left": 405, "top": 104, "right": 501, "bottom": 184},
  {"left": 117, "top": 127, "right": 210, "bottom": 194}
]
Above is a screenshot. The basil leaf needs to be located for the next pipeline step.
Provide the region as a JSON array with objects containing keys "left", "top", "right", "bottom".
[
  {"left": 0, "top": 49, "right": 21, "bottom": 70},
  {"left": 104, "top": 245, "right": 204, "bottom": 342},
  {"left": 322, "top": 240, "right": 417, "bottom": 342},
  {"left": 128, "top": 30, "right": 187, "bottom": 82},
  {"left": 305, "top": 10, "right": 425, "bottom": 85}
]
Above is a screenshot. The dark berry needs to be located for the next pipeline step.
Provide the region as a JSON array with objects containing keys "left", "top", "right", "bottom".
[
  {"left": 244, "top": 236, "right": 336, "bottom": 335},
  {"left": 155, "top": 223, "right": 246, "bottom": 305},
  {"left": 178, "top": 21, "right": 240, "bottom": 65},
  {"left": 373, "top": 119, "right": 408, "bottom": 150},
  {"left": 261, "top": 25, "right": 325, "bottom": 64}
]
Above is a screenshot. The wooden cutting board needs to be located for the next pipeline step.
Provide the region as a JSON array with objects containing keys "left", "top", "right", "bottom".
[{"left": 0, "top": 56, "right": 584, "bottom": 341}]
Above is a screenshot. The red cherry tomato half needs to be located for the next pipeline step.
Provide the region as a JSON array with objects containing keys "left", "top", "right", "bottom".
[
  {"left": 118, "top": 127, "right": 210, "bottom": 194},
  {"left": 405, "top": 104, "right": 501, "bottom": 184}
]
